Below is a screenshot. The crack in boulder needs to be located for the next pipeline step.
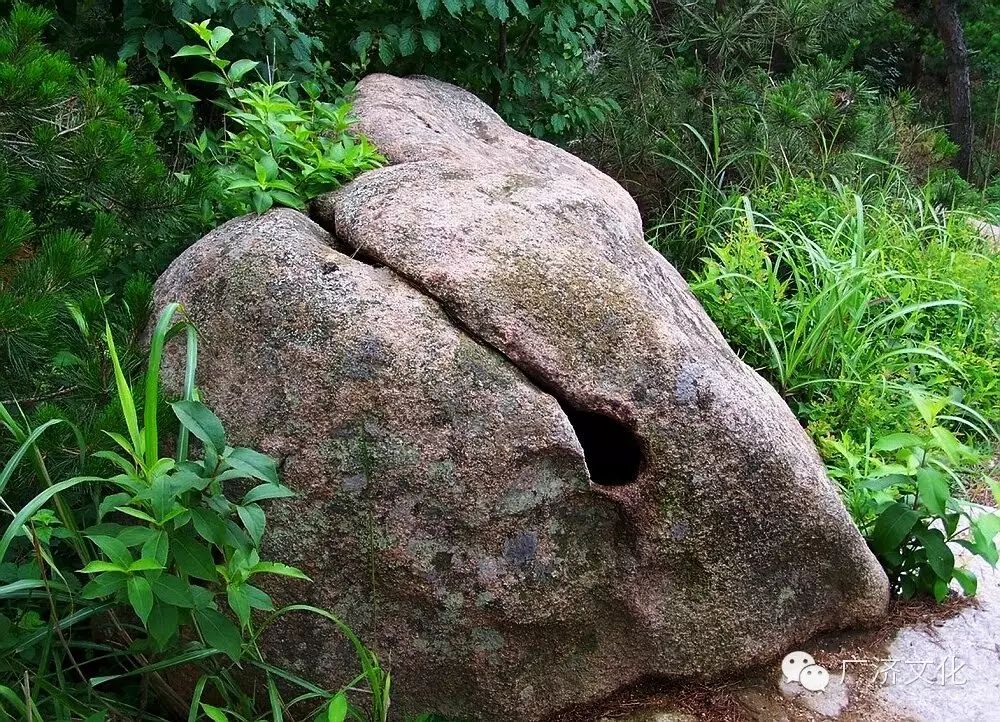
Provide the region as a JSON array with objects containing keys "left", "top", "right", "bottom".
[{"left": 316, "top": 210, "right": 648, "bottom": 488}]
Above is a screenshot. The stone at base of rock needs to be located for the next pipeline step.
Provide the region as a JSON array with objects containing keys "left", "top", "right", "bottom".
[{"left": 603, "top": 532, "right": 1000, "bottom": 722}]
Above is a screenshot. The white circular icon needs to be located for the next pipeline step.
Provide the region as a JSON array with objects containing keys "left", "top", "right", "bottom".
[
  {"left": 799, "top": 663, "right": 831, "bottom": 692},
  {"left": 781, "top": 651, "right": 816, "bottom": 683}
]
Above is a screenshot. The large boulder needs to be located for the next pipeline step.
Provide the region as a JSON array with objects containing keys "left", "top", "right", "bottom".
[{"left": 153, "top": 75, "right": 888, "bottom": 721}]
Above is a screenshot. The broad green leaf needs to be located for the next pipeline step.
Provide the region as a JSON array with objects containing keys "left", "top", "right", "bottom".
[
  {"left": 510, "top": 0, "right": 529, "bottom": 15},
  {"left": 97, "top": 492, "right": 134, "bottom": 529},
  {"left": 929, "top": 426, "right": 964, "bottom": 464},
  {"left": 191, "top": 507, "right": 228, "bottom": 546},
  {"left": 417, "top": 0, "right": 439, "bottom": 18},
  {"left": 195, "top": 607, "right": 243, "bottom": 662},
  {"left": 81, "top": 572, "right": 126, "bottom": 599},
  {"left": 128, "top": 558, "right": 165, "bottom": 573},
  {"left": 872, "top": 433, "right": 923, "bottom": 452},
  {"left": 908, "top": 389, "right": 947, "bottom": 427},
  {"left": 145, "top": 475, "right": 175, "bottom": 522},
  {"left": 173, "top": 44, "right": 211, "bottom": 57},
  {"left": 352, "top": 31, "right": 373, "bottom": 55},
  {"left": 184, "top": 20, "right": 213, "bottom": 43},
  {"left": 932, "top": 577, "right": 949, "bottom": 602},
  {"left": 377, "top": 38, "right": 395, "bottom": 66},
  {"left": 117, "top": 525, "right": 155, "bottom": 547},
  {"left": 227, "top": 582, "right": 251, "bottom": 628},
  {"left": 971, "top": 517, "right": 999, "bottom": 565},
  {"left": 142, "top": 529, "right": 169, "bottom": 567},
  {"left": 420, "top": 28, "right": 441, "bottom": 53},
  {"left": 191, "top": 586, "right": 214, "bottom": 609},
  {"left": 201, "top": 703, "right": 229, "bottom": 722},
  {"left": 128, "top": 576, "right": 154, "bottom": 626},
  {"left": 870, "top": 502, "right": 919, "bottom": 557},
  {"left": 148, "top": 601, "right": 179, "bottom": 649},
  {"left": 81, "top": 560, "right": 127, "bottom": 574},
  {"left": 326, "top": 693, "right": 348, "bottom": 722},
  {"left": 270, "top": 190, "right": 306, "bottom": 209},
  {"left": 252, "top": 190, "right": 273, "bottom": 214},
  {"left": 973, "top": 513, "right": 1000, "bottom": 542},
  {"left": 229, "top": 59, "right": 258, "bottom": 82},
  {"left": 172, "top": 532, "right": 219, "bottom": 582},
  {"left": 242, "top": 483, "right": 295, "bottom": 505},
  {"left": 87, "top": 534, "right": 133, "bottom": 568},
  {"left": 250, "top": 562, "right": 310, "bottom": 581},
  {"left": 227, "top": 447, "right": 279, "bottom": 484},
  {"left": 913, "top": 526, "right": 954, "bottom": 581},
  {"left": 115, "top": 506, "right": 158, "bottom": 524},
  {"left": 916, "top": 467, "right": 950, "bottom": 517},
  {"left": 859, "top": 473, "right": 909, "bottom": 491},
  {"left": 224, "top": 519, "right": 251, "bottom": 551},
  {"left": 952, "top": 567, "right": 978, "bottom": 596},
  {"left": 190, "top": 71, "right": 227, "bottom": 85},
  {"left": 483, "top": 0, "right": 509, "bottom": 21},
  {"left": 150, "top": 573, "right": 196, "bottom": 608},
  {"left": 237, "top": 504, "right": 266, "bottom": 546},
  {"left": 245, "top": 584, "right": 274, "bottom": 611},
  {"left": 209, "top": 25, "right": 234, "bottom": 51},
  {"left": 171, "top": 400, "right": 226, "bottom": 456},
  {"left": 398, "top": 28, "right": 418, "bottom": 56}
]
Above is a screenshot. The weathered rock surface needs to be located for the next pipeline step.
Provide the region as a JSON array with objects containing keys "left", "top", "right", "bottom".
[
  {"left": 154, "top": 74, "right": 888, "bottom": 721},
  {"left": 602, "top": 539, "right": 1000, "bottom": 721}
]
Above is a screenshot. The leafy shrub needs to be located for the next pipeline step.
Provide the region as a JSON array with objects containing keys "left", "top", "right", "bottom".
[
  {"left": 0, "top": 306, "right": 389, "bottom": 721},
  {"left": 118, "top": 0, "right": 324, "bottom": 77},
  {"left": 689, "top": 179, "right": 999, "bottom": 445},
  {"left": 326, "top": 0, "right": 646, "bottom": 137},
  {"left": 175, "top": 20, "right": 384, "bottom": 213},
  {"left": 686, "top": 178, "right": 1000, "bottom": 602},
  {"left": 575, "top": 4, "right": 911, "bottom": 219},
  {"left": 825, "top": 389, "right": 1000, "bottom": 601},
  {"left": 0, "top": 3, "right": 217, "bottom": 485}
]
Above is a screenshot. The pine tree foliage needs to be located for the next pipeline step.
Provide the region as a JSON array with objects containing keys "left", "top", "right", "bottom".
[
  {"left": 0, "top": 5, "right": 217, "bottom": 484},
  {"left": 0, "top": 3, "right": 214, "bottom": 473},
  {"left": 579, "top": 1, "right": 910, "bottom": 219}
]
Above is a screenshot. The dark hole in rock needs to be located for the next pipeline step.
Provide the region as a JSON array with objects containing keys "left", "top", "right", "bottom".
[{"left": 560, "top": 405, "right": 643, "bottom": 485}]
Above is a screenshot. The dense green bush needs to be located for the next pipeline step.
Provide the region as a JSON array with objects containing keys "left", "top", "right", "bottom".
[
  {"left": 174, "top": 20, "right": 384, "bottom": 213},
  {"left": 324, "top": 0, "right": 646, "bottom": 136},
  {"left": 825, "top": 389, "right": 999, "bottom": 601},
  {"left": 686, "top": 177, "right": 1000, "bottom": 601},
  {"left": 574, "top": 2, "right": 912, "bottom": 214},
  {"left": 0, "top": 307, "right": 390, "bottom": 721},
  {"left": 689, "top": 178, "right": 999, "bottom": 442},
  {"left": 119, "top": 0, "right": 324, "bottom": 77},
  {"left": 0, "top": 3, "right": 218, "bottom": 480}
]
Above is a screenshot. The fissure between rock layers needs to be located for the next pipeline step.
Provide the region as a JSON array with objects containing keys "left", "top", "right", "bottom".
[{"left": 318, "top": 209, "right": 647, "bottom": 488}]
